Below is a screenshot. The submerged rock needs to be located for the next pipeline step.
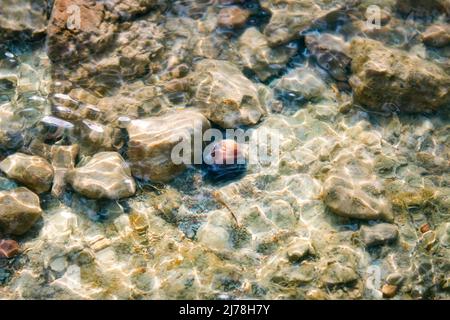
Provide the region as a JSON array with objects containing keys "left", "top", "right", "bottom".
[
  {"left": 217, "top": 6, "right": 250, "bottom": 28},
  {"left": 46, "top": 0, "right": 117, "bottom": 64},
  {"left": 349, "top": 38, "right": 450, "bottom": 113},
  {"left": 67, "top": 152, "right": 136, "bottom": 199},
  {"left": 274, "top": 67, "right": 327, "bottom": 100},
  {"left": 305, "top": 33, "right": 351, "bottom": 82},
  {"left": 0, "top": 153, "right": 54, "bottom": 194},
  {"left": 260, "top": 0, "right": 350, "bottom": 46},
  {"left": 360, "top": 223, "right": 399, "bottom": 247},
  {"left": 0, "top": 0, "right": 48, "bottom": 40},
  {"left": 0, "top": 187, "right": 42, "bottom": 235},
  {"left": 322, "top": 156, "right": 393, "bottom": 221},
  {"left": 38, "top": 116, "right": 75, "bottom": 143},
  {"left": 191, "top": 59, "right": 268, "bottom": 128},
  {"left": 0, "top": 239, "right": 19, "bottom": 258},
  {"left": 286, "top": 239, "right": 316, "bottom": 263},
  {"left": 396, "top": 0, "right": 449, "bottom": 17},
  {"left": 321, "top": 261, "right": 359, "bottom": 286},
  {"left": 127, "top": 110, "right": 210, "bottom": 182},
  {"left": 50, "top": 144, "right": 79, "bottom": 198},
  {"left": 422, "top": 24, "right": 450, "bottom": 48},
  {"left": 238, "top": 27, "right": 295, "bottom": 81}
]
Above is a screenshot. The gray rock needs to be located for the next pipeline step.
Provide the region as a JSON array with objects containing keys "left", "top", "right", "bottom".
[
  {"left": 0, "top": 187, "right": 42, "bottom": 235},
  {"left": 286, "top": 239, "right": 316, "bottom": 263},
  {"left": 271, "top": 263, "right": 316, "bottom": 286},
  {"left": 67, "top": 152, "right": 136, "bottom": 199},
  {"left": 360, "top": 223, "right": 399, "bottom": 246},
  {"left": 321, "top": 261, "right": 359, "bottom": 285}
]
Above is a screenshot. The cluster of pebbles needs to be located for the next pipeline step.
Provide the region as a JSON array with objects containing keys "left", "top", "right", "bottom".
[{"left": 0, "top": 0, "right": 449, "bottom": 299}]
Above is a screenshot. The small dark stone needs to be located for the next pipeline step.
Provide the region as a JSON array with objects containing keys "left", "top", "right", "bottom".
[{"left": 0, "top": 239, "right": 20, "bottom": 258}]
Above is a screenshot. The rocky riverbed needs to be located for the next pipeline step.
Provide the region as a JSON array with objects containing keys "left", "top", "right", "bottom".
[{"left": 0, "top": 0, "right": 449, "bottom": 299}]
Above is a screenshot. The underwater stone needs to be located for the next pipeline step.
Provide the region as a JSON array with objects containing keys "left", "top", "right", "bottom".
[
  {"left": 305, "top": 33, "right": 351, "bottom": 82},
  {"left": 204, "top": 140, "right": 247, "bottom": 182},
  {"left": 261, "top": 0, "right": 351, "bottom": 46},
  {"left": 238, "top": 27, "right": 295, "bottom": 81},
  {"left": 0, "top": 187, "right": 42, "bottom": 235},
  {"left": 0, "top": 153, "right": 54, "bottom": 194},
  {"left": 360, "top": 223, "right": 399, "bottom": 247},
  {"left": 67, "top": 152, "right": 136, "bottom": 199},
  {"left": 79, "top": 120, "right": 118, "bottom": 154},
  {"left": 217, "top": 6, "right": 250, "bottom": 28},
  {"left": 286, "top": 239, "right": 316, "bottom": 263},
  {"left": 322, "top": 157, "right": 393, "bottom": 221},
  {"left": 191, "top": 59, "right": 268, "bottom": 128},
  {"left": 381, "top": 284, "right": 398, "bottom": 298},
  {"left": 0, "top": 0, "right": 48, "bottom": 41},
  {"left": 127, "top": 110, "right": 210, "bottom": 182},
  {"left": 396, "top": 0, "right": 449, "bottom": 17},
  {"left": 274, "top": 67, "right": 327, "bottom": 100},
  {"left": 46, "top": 0, "right": 117, "bottom": 64},
  {"left": 0, "top": 239, "right": 19, "bottom": 258},
  {"left": 349, "top": 37, "right": 450, "bottom": 113},
  {"left": 422, "top": 24, "right": 450, "bottom": 48},
  {"left": 321, "top": 261, "right": 359, "bottom": 285},
  {"left": 50, "top": 144, "right": 80, "bottom": 198},
  {"left": 38, "top": 116, "right": 75, "bottom": 142}
]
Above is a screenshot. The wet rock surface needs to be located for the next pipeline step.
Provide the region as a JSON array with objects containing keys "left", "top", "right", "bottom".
[
  {"left": 191, "top": 59, "right": 268, "bottom": 128},
  {"left": 360, "top": 223, "right": 399, "bottom": 246},
  {"left": 0, "top": 239, "right": 20, "bottom": 258},
  {"left": 0, "top": 188, "right": 42, "bottom": 235},
  {"left": 67, "top": 152, "right": 136, "bottom": 199},
  {"left": 349, "top": 38, "right": 450, "bottom": 113},
  {"left": 0, "top": 0, "right": 48, "bottom": 40},
  {"left": 0, "top": 153, "right": 54, "bottom": 194},
  {"left": 127, "top": 110, "right": 210, "bottom": 182},
  {"left": 322, "top": 156, "right": 393, "bottom": 221}
]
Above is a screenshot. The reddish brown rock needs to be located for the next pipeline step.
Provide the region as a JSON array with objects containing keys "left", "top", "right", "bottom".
[
  {"left": 218, "top": 6, "right": 250, "bottom": 28},
  {"left": 0, "top": 239, "right": 20, "bottom": 259},
  {"left": 46, "top": 0, "right": 117, "bottom": 64}
]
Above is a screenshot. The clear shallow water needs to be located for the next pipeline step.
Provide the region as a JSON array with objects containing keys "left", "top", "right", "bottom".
[{"left": 0, "top": 0, "right": 449, "bottom": 299}]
